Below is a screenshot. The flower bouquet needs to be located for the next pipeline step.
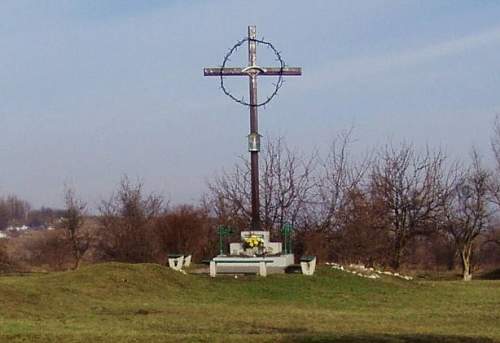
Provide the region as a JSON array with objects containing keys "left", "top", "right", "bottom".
[{"left": 242, "top": 234, "right": 265, "bottom": 256}]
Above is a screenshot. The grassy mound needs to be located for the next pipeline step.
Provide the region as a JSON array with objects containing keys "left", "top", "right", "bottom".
[{"left": 0, "top": 263, "right": 499, "bottom": 342}]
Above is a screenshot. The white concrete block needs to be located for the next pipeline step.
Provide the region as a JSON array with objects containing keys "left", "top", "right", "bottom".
[
  {"left": 259, "top": 261, "right": 267, "bottom": 277},
  {"left": 210, "top": 261, "right": 216, "bottom": 277},
  {"left": 301, "top": 257, "right": 316, "bottom": 276},
  {"left": 168, "top": 256, "right": 184, "bottom": 271},
  {"left": 184, "top": 255, "right": 192, "bottom": 267}
]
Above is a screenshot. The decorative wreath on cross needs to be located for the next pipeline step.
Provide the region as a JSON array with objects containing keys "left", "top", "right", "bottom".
[{"left": 219, "top": 37, "right": 286, "bottom": 107}]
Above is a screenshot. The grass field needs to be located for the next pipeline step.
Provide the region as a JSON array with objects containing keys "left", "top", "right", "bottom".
[{"left": 0, "top": 263, "right": 499, "bottom": 342}]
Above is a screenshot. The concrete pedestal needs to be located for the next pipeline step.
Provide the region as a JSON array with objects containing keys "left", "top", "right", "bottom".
[{"left": 210, "top": 254, "right": 294, "bottom": 277}]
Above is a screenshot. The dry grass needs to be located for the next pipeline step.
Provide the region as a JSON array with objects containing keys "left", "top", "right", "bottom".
[{"left": 0, "top": 263, "right": 499, "bottom": 342}]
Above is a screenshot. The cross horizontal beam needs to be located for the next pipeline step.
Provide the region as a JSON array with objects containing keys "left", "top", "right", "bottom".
[{"left": 204, "top": 67, "right": 302, "bottom": 77}]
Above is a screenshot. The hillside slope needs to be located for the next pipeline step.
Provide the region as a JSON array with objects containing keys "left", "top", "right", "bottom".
[{"left": 0, "top": 263, "right": 499, "bottom": 342}]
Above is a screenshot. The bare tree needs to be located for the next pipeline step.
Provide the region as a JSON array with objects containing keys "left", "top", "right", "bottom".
[
  {"left": 491, "top": 115, "right": 500, "bottom": 170},
  {"left": 489, "top": 115, "right": 500, "bottom": 208},
  {"left": 155, "top": 205, "right": 214, "bottom": 261},
  {"left": 330, "top": 186, "right": 392, "bottom": 265},
  {"left": 485, "top": 228, "right": 500, "bottom": 246},
  {"left": 0, "top": 239, "right": 10, "bottom": 271},
  {"left": 206, "top": 137, "right": 315, "bottom": 236},
  {"left": 206, "top": 160, "right": 252, "bottom": 229},
  {"left": 260, "top": 138, "right": 315, "bottom": 233},
  {"left": 309, "top": 129, "right": 369, "bottom": 233},
  {"left": 0, "top": 205, "right": 8, "bottom": 231},
  {"left": 443, "top": 151, "right": 493, "bottom": 281},
  {"left": 0, "top": 195, "right": 31, "bottom": 229},
  {"left": 97, "top": 177, "right": 164, "bottom": 263},
  {"left": 19, "top": 229, "right": 71, "bottom": 271},
  {"left": 61, "top": 188, "right": 90, "bottom": 270},
  {"left": 370, "top": 143, "right": 449, "bottom": 270}
]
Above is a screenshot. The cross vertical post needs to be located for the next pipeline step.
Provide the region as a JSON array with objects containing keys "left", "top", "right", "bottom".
[
  {"left": 203, "top": 26, "right": 301, "bottom": 232},
  {"left": 248, "top": 25, "right": 260, "bottom": 230}
]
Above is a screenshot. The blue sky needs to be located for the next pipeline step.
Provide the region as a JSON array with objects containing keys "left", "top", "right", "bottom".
[{"left": 1, "top": 1, "right": 500, "bottom": 208}]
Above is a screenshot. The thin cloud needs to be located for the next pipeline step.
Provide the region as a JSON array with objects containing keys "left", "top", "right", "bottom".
[{"left": 304, "top": 26, "right": 500, "bottom": 89}]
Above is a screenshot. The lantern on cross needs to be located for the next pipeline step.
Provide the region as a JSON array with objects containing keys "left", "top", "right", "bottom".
[{"left": 247, "top": 132, "right": 262, "bottom": 152}]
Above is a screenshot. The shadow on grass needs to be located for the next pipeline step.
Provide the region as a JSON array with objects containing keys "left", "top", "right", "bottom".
[
  {"left": 286, "top": 334, "right": 496, "bottom": 343},
  {"left": 480, "top": 268, "right": 500, "bottom": 280}
]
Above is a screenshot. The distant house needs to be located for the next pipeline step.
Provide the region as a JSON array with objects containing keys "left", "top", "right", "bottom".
[{"left": 6, "top": 225, "right": 29, "bottom": 232}]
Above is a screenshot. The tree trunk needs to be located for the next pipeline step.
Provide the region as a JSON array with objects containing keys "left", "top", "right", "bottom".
[
  {"left": 73, "top": 257, "right": 82, "bottom": 270},
  {"left": 391, "top": 239, "right": 402, "bottom": 270},
  {"left": 460, "top": 247, "right": 472, "bottom": 281},
  {"left": 446, "top": 249, "right": 456, "bottom": 271},
  {"left": 72, "top": 245, "right": 81, "bottom": 271}
]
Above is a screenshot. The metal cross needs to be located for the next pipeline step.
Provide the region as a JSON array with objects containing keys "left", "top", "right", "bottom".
[{"left": 204, "top": 25, "right": 302, "bottom": 230}]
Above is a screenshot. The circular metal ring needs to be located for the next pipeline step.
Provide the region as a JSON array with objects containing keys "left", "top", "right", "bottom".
[{"left": 219, "top": 37, "right": 285, "bottom": 107}]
